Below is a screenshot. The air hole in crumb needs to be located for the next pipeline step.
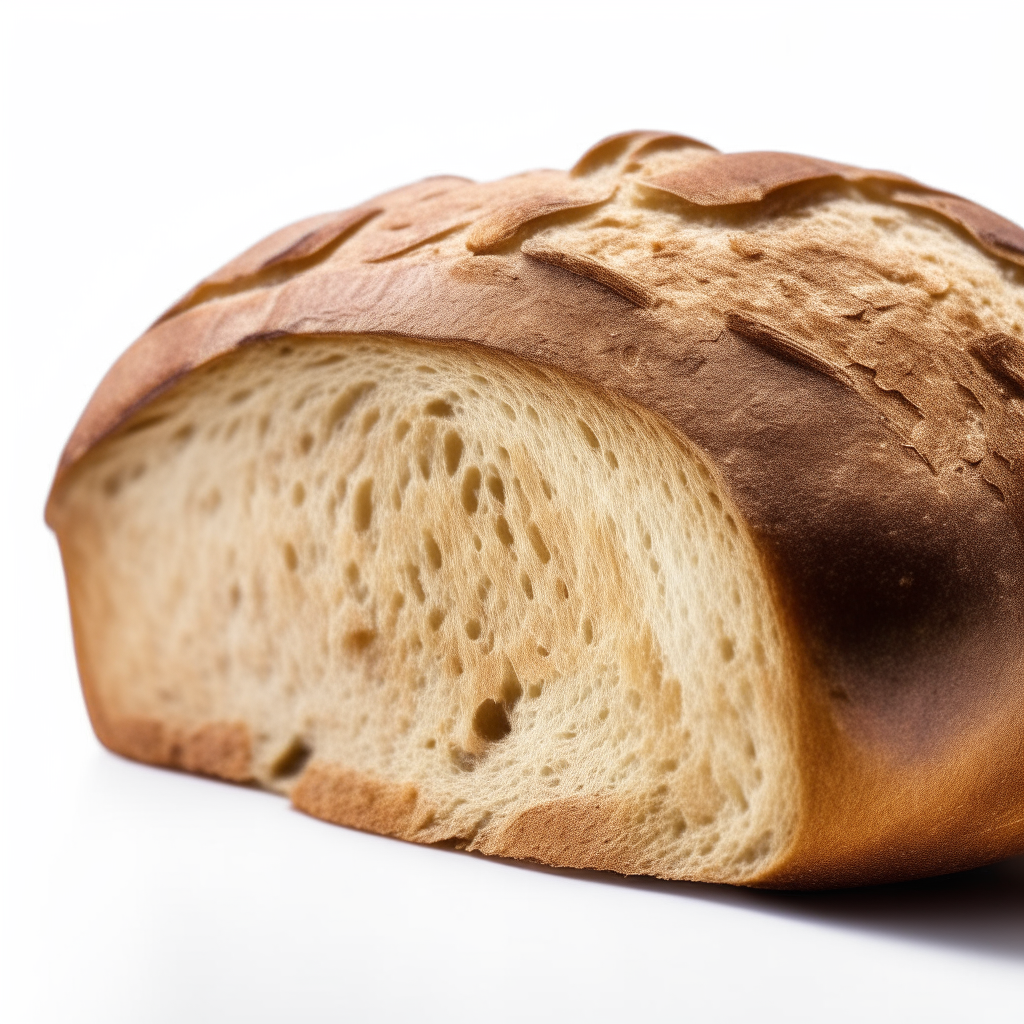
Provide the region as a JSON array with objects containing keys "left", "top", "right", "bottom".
[
  {"left": 465, "top": 619, "right": 482, "bottom": 640},
  {"left": 528, "top": 682, "right": 544, "bottom": 699},
  {"left": 361, "top": 408, "right": 381, "bottom": 434},
  {"left": 541, "top": 479, "right": 553, "bottom": 499},
  {"left": 557, "top": 579, "right": 569, "bottom": 600},
  {"left": 344, "top": 628, "right": 376, "bottom": 653},
  {"left": 444, "top": 431, "right": 464, "bottom": 475},
  {"left": 395, "top": 419, "right": 411, "bottom": 440},
  {"left": 299, "top": 433, "right": 314, "bottom": 454},
  {"left": 719, "top": 637, "right": 735, "bottom": 662},
  {"left": 417, "top": 442, "right": 432, "bottom": 480},
  {"left": 423, "top": 531, "right": 442, "bottom": 570},
  {"left": 417, "top": 365, "right": 437, "bottom": 374},
  {"left": 450, "top": 742, "right": 479, "bottom": 776},
  {"left": 473, "top": 699, "right": 511, "bottom": 742},
  {"left": 325, "top": 385, "right": 374, "bottom": 432},
  {"left": 527, "top": 523, "right": 551, "bottom": 563},
  {"left": 486, "top": 472, "right": 505, "bottom": 504},
  {"left": 708, "top": 491, "right": 722, "bottom": 510},
  {"left": 292, "top": 482, "right": 306, "bottom": 506},
  {"left": 520, "top": 573, "right": 534, "bottom": 599},
  {"left": 473, "top": 535, "right": 482, "bottom": 551},
  {"left": 537, "top": 645, "right": 549, "bottom": 657},
  {"left": 425, "top": 738, "right": 436, "bottom": 749},
  {"left": 353, "top": 479, "right": 373, "bottom": 531},
  {"left": 499, "top": 401, "right": 516, "bottom": 421},
  {"left": 578, "top": 419, "right": 600, "bottom": 449},
  {"left": 283, "top": 543, "right": 299, "bottom": 571},
  {"left": 501, "top": 661, "right": 524, "bottom": 707},
  {"left": 605, "top": 450, "right": 619, "bottom": 469},
  {"left": 271, "top": 737, "right": 312, "bottom": 779},
  {"left": 495, "top": 516, "right": 514, "bottom": 547},
  {"left": 526, "top": 406, "right": 540, "bottom": 424},
  {"left": 406, "top": 563, "right": 426, "bottom": 602},
  {"left": 428, "top": 607, "right": 446, "bottom": 631},
  {"left": 461, "top": 467, "right": 481, "bottom": 513},
  {"left": 425, "top": 399, "right": 454, "bottom": 418},
  {"left": 582, "top": 618, "right": 594, "bottom": 644}
]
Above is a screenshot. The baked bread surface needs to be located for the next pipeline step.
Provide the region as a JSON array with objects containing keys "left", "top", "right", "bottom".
[{"left": 47, "top": 131, "right": 1024, "bottom": 887}]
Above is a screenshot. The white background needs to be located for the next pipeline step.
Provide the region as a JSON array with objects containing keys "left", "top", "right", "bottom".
[{"left": 2, "top": 2, "right": 1023, "bottom": 1020}]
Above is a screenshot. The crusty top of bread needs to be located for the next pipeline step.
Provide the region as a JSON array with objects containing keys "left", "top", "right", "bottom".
[
  {"left": 52, "top": 130, "right": 1024, "bottom": 479},
  {"left": 47, "top": 132, "right": 1024, "bottom": 885}
]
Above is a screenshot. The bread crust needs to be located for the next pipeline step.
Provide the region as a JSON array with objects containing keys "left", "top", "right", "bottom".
[{"left": 47, "top": 132, "right": 1024, "bottom": 887}]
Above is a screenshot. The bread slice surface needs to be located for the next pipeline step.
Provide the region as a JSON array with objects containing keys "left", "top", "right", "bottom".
[{"left": 50, "top": 332, "right": 804, "bottom": 883}]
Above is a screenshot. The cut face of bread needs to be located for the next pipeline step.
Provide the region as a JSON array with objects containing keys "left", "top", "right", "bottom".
[{"left": 50, "top": 334, "right": 801, "bottom": 883}]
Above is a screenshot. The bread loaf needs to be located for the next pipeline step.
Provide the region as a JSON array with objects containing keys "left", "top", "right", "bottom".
[{"left": 46, "top": 131, "right": 1024, "bottom": 888}]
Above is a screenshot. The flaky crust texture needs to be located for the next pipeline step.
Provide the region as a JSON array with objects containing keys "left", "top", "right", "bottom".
[{"left": 49, "top": 131, "right": 1024, "bottom": 887}]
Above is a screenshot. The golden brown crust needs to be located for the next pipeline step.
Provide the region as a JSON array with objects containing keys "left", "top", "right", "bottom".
[
  {"left": 465, "top": 184, "right": 617, "bottom": 254},
  {"left": 890, "top": 189, "right": 1024, "bottom": 267},
  {"left": 291, "top": 764, "right": 424, "bottom": 838},
  {"left": 569, "top": 129, "right": 717, "bottom": 176},
  {"left": 105, "top": 717, "right": 253, "bottom": 783},
  {"left": 157, "top": 206, "right": 383, "bottom": 323},
  {"left": 639, "top": 150, "right": 1024, "bottom": 268},
  {"left": 522, "top": 239, "right": 659, "bottom": 308},
  {"left": 477, "top": 795, "right": 644, "bottom": 875},
  {"left": 48, "top": 132, "right": 1024, "bottom": 887},
  {"left": 641, "top": 150, "right": 913, "bottom": 205}
]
